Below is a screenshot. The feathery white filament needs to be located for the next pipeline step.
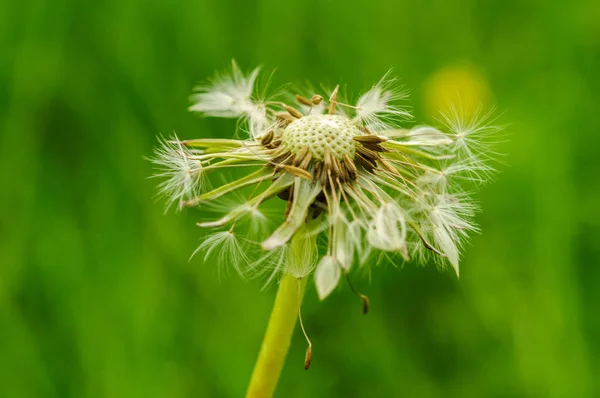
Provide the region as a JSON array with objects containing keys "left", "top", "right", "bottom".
[
  {"left": 192, "top": 231, "right": 250, "bottom": 277},
  {"left": 354, "top": 72, "right": 412, "bottom": 132},
  {"left": 440, "top": 106, "right": 502, "bottom": 164},
  {"left": 152, "top": 136, "right": 204, "bottom": 210},
  {"left": 189, "top": 60, "right": 267, "bottom": 138}
]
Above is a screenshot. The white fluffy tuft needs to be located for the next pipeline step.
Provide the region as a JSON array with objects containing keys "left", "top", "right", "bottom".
[
  {"left": 354, "top": 71, "right": 412, "bottom": 132},
  {"left": 189, "top": 60, "right": 267, "bottom": 138},
  {"left": 191, "top": 230, "right": 251, "bottom": 278},
  {"left": 151, "top": 135, "right": 204, "bottom": 211}
]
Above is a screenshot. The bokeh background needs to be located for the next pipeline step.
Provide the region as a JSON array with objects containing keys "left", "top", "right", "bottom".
[{"left": 1, "top": 0, "right": 599, "bottom": 397}]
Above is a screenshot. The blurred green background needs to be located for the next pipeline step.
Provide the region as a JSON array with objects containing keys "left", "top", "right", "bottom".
[{"left": 1, "top": 0, "right": 599, "bottom": 396}]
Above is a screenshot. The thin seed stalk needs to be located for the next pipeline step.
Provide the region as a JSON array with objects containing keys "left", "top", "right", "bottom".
[{"left": 245, "top": 274, "right": 307, "bottom": 398}]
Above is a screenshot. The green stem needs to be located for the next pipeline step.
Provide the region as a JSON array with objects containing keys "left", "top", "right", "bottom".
[{"left": 245, "top": 274, "right": 307, "bottom": 398}]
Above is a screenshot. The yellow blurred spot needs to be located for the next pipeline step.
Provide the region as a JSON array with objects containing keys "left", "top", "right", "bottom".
[{"left": 423, "top": 64, "right": 493, "bottom": 119}]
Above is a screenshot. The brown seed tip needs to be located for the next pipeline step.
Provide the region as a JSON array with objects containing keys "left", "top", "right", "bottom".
[
  {"left": 353, "top": 135, "right": 388, "bottom": 144},
  {"left": 304, "top": 345, "right": 312, "bottom": 370},
  {"left": 379, "top": 159, "right": 400, "bottom": 176},
  {"left": 361, "top": 295, "right": 370, "bottom": 315},
  {"left": 260, "top": 130, "right": 274, "bottom": 146},
  {"left": 275, "top": 112, "right": 296, "bottom": 125},
  {"left": 284, "top": 105, "right": 304, "bottom": 119},
  {"left": 311, "top": 95, "right": 323, "bottom": 105},
  {"left": 296, "top": 95, "right": 313, "bottom": 107},
  {"left": 283, "top": 165, "right": 313, "bottom": 180},
  {"left": 180, "top": 198, "right": 199, "bottom": 208}
]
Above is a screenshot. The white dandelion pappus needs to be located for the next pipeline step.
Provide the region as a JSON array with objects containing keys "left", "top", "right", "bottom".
[
  {"left": 190, "top": 230, "right": 250, "bottom": 278},
  {"left": 354, "top": 72, "right": 412, "bottom": 132},
  {"left": 189, "top": 60, "right": 267, "bottom": 138},
  {"left": 151, "top": 135, "right": 204, "bottom": 211}
]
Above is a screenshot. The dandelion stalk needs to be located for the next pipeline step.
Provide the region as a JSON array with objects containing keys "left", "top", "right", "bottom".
[{"left": 245, "top": 274, "right": 307, "bottom": 398}]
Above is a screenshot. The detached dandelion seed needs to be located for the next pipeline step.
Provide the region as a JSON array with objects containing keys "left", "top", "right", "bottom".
[{"left": 150, "top": 61, "right": 502, "bottom": 397}]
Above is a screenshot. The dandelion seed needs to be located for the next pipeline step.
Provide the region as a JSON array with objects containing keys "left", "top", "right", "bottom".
[
  {"left": 189, "top": 60, "right": 268, "bottom": 138},
  {"left": 191, "top": 230, "right": 250, "bottom": 278},
  {"left": 439, "top": 105, "right": 503, "bottom": 165},
  {"left": 151, "top": 135, "right": 204, "bottom": 210},
  {"left": 354, "top": 71, "right": 412, "bottom": 132}
]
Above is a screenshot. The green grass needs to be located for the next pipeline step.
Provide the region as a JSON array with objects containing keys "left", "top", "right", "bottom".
[{"left": 1, "top": 0, "right": 599, "bottom": 396}]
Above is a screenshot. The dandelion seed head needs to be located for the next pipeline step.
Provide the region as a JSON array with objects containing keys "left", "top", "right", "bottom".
[
  {"left": 281, "top": 114, "right": 361, "bottom": 161},
  {"left": 152, "top": 61, "right": 503, "bottom": 300}
]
